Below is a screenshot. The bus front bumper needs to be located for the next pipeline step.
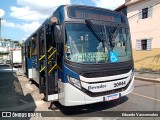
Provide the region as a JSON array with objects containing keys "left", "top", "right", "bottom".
[{"left": 58, "top": 76, "right": 134, "bottom": 106}]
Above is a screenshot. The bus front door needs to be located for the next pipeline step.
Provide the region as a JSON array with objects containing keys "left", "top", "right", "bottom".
[{"left": 38, "top": 24, "right": 58, "bottom": 101}]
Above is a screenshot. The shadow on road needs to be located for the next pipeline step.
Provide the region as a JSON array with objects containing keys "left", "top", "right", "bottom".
[
  {"left": 0, "top": 65, "right": 36, "bottom": 119},
  {"left": 49, "top": 96, "right": 128, "bottom": 116}
]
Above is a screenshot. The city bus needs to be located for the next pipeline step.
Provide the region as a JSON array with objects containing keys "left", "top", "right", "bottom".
[{"left": 22, "top": 5, "right": 134, "bottom": 106}]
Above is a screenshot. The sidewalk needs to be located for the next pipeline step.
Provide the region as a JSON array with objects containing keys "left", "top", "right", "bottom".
[
  {"left": 135, "top": 71, "right": 160, "bottom": 83},
  {"left": 15, "top": 69, "right": 51, "bottom": 111}
]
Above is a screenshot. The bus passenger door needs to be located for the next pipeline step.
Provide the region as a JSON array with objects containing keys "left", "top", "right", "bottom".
[{"left": 38, "top": 24, "right": 58, "bottom": 101}]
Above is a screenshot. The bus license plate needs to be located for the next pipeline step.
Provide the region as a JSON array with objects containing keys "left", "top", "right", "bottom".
[{"left": 105, "top": 93, "right": 119, "bottom": 101}]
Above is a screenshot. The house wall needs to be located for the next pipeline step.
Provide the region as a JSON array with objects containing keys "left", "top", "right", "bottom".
[
  {"left": 126, "top": 0, "right": 160, "bottom": 71},
  {"left": 0, "top": 40, "right": 21, "bottom": 60},
  {"left": 127, "top": 0, "right": 160, "bottom": 48}
]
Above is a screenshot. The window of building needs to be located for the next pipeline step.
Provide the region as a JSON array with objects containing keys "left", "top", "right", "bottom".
[
  {"left": 136, "top": 39, "right": 152, "bottom": 51},
  {"left": 141, "top": 39, "right": 147, "bottom": 50},
  {"left": 142, "top": 8, "right": 148, "bottom": 19}
]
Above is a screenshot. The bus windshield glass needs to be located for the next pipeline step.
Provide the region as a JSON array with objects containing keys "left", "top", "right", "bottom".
[{"left": 65, "top": 23, "right": 132, "bottom": 63}]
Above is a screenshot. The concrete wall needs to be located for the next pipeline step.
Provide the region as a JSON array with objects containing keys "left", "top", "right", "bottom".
[
  {"left": 133, "top": 48, "right": 160, "bottom": 71},
  {"left": 127, "top": 0, "right": 160, "bottom": 49},
  {"left": 126, "top": 0, "right": 160, "bottom": 71}
]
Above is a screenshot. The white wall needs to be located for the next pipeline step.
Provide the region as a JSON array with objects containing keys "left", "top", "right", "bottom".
[
  {"left": 0, "top": 41, "right": 18, "bottom": 53},
  {"left": 127, "top": 0, "right": 160, "bottom": 48}
]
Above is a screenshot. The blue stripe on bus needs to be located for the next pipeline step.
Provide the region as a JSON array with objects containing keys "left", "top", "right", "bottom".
[
  {"left": 63, "top": 65, "right": 79, "bottom": 80},
  {"left": 59, "top": 64, "right": 80, "bottom": 83},
  {"left": 27, "top": 58, "right": 32, "bottom": 69}
]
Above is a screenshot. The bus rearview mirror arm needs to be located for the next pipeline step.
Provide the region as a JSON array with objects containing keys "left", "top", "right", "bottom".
[{"left": 50, "top": 16, "right": 60, "bottom": 25}]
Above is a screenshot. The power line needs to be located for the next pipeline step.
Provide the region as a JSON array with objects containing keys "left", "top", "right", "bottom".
[
  {"left": 128, "top": 6, "right": 160, "bottom": 23},
  {"left": 1, "top": 0, "right": 78, "bottom": 23},
  {"left": 6, "top": 0, "right": 77, "bottom": 19},
  {"left": 1, "top": 18, "right": 46, "bottom": 22},
  {"left": 128, "top": 1, "right": 160, "bottom": 19},
  {"left": 1, "top": 35, "right": 22, "bottom": 40},
  {"left": 131, "top": 28, "right": 160, "bottom": 34},
  {"left": 1, "top": 0, "right": 78, "bottom": 40}
]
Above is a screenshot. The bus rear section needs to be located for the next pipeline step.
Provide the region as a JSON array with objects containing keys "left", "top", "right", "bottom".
[{"left": 22, "top": 5, "right": 134, "bottom": 106}]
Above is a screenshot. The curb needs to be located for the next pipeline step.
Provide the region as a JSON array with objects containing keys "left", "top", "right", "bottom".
[
  {"left": 135, "top": 76, "right": 160, "bottom": 83},
  {"left": 134, "top": 70, "right": 160, "bottom": 74}
]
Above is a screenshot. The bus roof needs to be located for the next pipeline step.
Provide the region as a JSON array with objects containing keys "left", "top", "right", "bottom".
[{"left": 25, "top": 5, "right": 127, "bottom": 42}]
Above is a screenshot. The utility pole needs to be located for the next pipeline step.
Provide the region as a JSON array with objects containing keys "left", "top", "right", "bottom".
[
  {"left": 0, "top": 8, "right": 5, "bottom": 42},
  {"left": 0, "top": 18, "right": 1, "bottom": 40},
  {"left": 0, "top": 9, "right": 6, "bottom": 65},
  {"left": 0, "top": 9, "right": 5, "bottom": 40}
]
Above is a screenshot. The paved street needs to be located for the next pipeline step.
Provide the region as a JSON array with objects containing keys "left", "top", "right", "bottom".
[
  {"left": 0, "top": 65, "right": 160, "bottom": 120},
  {"left": 48, "top": 80, "right": 160, "bottom": 117},
  {"left": 0, "top": 65, "right": 23, "bottom": 109}
]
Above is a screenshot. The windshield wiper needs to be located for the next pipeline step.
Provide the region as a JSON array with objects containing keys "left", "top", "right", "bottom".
[
  {"left": 85, "top": 19, "right": 106, "bottom": 52},
  {"left": 109, "top": 26, "right": 120, "bottom": 50},
  {"left": 85, "top": 19, "right": 104, "bottom": 43}
]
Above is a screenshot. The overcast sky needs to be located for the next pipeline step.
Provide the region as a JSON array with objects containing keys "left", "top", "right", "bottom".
[{"left": 0, "top": 0, "right": 125, "bottom": 41}]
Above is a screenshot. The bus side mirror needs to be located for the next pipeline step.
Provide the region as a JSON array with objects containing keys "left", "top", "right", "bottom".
[
  {"left": 54, "top": 25, "right": 63, "bottom": 43},
  {"left": 50, "top": 17, "right": 59, "bottom": 24}
]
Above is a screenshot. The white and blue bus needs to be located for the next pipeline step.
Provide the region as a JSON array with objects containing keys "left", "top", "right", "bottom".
[{"left": 22, "top": 5, "right": 134, "bottom": 106}]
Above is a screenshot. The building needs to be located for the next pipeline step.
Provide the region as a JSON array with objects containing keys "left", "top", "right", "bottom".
[
  {"left": 0, "top": 39, "right": 21, "bottom": 61},
  {"left": 126, "top": 0, "right": 160, "bottom": 49},
  {"left": 0, "top": 40, "right": 20, "bottom": 53},
  {"left": 115, "top": 3, "right": 127, "bottom": 16},
  {"left": 116, "top": 0, "right": 160, "bottom": 71}
]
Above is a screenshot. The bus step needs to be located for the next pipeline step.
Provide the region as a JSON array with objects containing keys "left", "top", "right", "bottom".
[
  {"left": 47, "top": 94, "right": 58, "bottom": 101},
  {"left": 41, "top": 86, "right": 46, "bottom": 93}
]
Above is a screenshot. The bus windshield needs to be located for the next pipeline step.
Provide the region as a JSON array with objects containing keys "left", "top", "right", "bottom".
[{"left": 65, "top": 23, "right": 132, "bottom": 63}]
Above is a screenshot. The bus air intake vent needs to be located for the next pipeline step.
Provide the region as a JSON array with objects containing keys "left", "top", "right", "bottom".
[{"left": 82, "top": 69, "right": 131, "bottom": 78}]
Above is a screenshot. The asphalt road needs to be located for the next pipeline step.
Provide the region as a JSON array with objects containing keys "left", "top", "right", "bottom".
[
  {"left": 49, "top": 80, "right": 160, "bottom": 116},
  {"left": 0, "top": 65, "right": 160, "bottom": 120},
  {"left": 0, "top": 65, "right": 36, "bottom": 111},
  {"left": 0, "top": 65, "right": 22, "bottom": 109}
]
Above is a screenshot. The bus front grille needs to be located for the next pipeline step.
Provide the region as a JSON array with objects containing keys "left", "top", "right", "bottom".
[{"left": 82, "top": 69, "right": 131, "bottom": 78}]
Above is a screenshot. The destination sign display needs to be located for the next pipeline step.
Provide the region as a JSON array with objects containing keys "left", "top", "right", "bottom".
[
  {"left": 77, "top": 52, "right": 108, "bottom": 62},
  {"left": 75, "top": 11, "right": 114, "bottom": 22},
  {"left": 68, "top": 6, "right": 124, "bottom": 23}
]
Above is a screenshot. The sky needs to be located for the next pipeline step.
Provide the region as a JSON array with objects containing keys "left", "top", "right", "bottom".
[{"left": 0, "top": 0, "right": 125, "bottom": 41}]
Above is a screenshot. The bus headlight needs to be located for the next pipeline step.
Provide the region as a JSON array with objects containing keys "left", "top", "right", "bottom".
[{"left": 67, "top": 76, "right": 81, "bottom": 89}]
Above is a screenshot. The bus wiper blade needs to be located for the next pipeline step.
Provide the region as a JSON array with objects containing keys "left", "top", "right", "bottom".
[
  {"left": 109, "top": 26, "right": 120, "bottom": 49},
  {"left": 85, "top": 19, "right": 104, "bottom": 42}
]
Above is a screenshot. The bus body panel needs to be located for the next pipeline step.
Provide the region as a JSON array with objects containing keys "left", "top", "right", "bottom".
[{"left": 27, "top": 58, "right": 33, "bottom": 79}]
